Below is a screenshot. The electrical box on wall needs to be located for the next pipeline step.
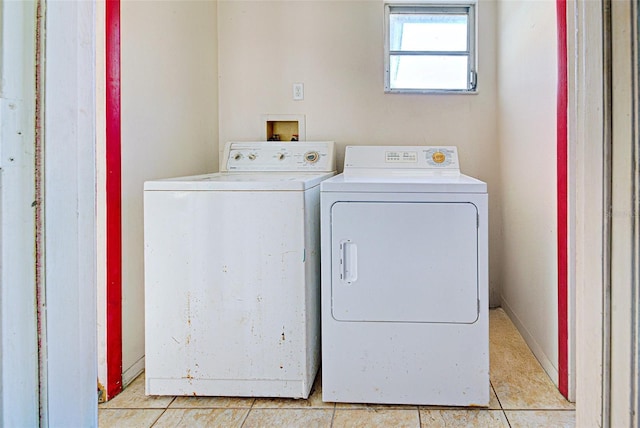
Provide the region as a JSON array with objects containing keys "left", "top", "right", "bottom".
[{"left": 262, "top": 114, "right": 306, "bottom": 142}]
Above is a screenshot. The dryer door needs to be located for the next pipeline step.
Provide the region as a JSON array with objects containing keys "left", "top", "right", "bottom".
[{"left": 330, "top": 201, "right": 479, "bottom": 324}]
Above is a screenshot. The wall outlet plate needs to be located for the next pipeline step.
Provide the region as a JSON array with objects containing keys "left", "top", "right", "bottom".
[{"left": 293, "top": 83, "right": 304, "bottom": 100}]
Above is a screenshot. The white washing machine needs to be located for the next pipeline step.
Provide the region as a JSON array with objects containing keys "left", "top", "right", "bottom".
[
  {"left": 320, "top": 146, "right": 488, "bottom": 406},
  {"left": 144, "top": 141, "right": 335, "bottom": 398}
]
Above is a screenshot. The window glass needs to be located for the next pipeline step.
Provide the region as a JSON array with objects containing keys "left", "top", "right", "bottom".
[
  {"left": 390, "top": 55, "right": 469, "bottom": 90},
  {"left": 385, "top": 4, "right": 476, "bottom": 93},
  {"left": 390, "top": 14, "right": 468, "bottom": 52}
]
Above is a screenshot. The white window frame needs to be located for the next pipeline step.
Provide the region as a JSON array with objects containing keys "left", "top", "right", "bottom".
[{"left": 384, "top": 2, "right": 477, "bottom": 94}]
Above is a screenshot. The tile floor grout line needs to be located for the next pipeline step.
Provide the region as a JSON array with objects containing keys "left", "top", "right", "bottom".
[
  {"left": 329, "top": 402, "right": 336, "bottom": 428},
  {"left": 502, "top": 409, "right": 513, "bottom": 428},
  {"left": 148, "top": 395, "right": 175, "bottom": 427},
  {"left": 102, "top": 406, "right": 177, "bottom": 410},
  {"left": 239, "top": 403, "right": 253, "bottom": 428},
  {"left": 149, "top": 407, "right": 169, "bottom": 427},
  {"left": 491, "top": 376, "right": 512, "bottom": 428},
  {"left": 502, "top": 408, "right": 577, "bottom": 412},
  {"left": 490, "top": 380, "right": 505, "bottom": 410}
]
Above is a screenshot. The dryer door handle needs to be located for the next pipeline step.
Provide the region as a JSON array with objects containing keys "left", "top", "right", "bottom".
[{"left": 340, "top": 240, "right": 358, "bottom": 284}]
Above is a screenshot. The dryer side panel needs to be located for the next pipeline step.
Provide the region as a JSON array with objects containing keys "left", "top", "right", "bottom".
[{"left": 330, "top": 201, "right": 479, "bottom": 324}]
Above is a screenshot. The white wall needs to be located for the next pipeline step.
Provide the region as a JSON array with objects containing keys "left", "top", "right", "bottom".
[
  {"left": 118, "top": 0, "right": 219, "bottom": 383},
  {"left": 497, "top": 0, "right": 559, "bottom": 382},
  {"left": 217, "top": 0, "right": 502, "bottom": 305}
]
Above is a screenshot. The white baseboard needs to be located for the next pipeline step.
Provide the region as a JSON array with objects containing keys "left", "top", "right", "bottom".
[
  {"left": 500, "top": 298, "right": 559, "bottom": 386},
  {"left": 122, "top": 356, "right": 145, "bottom": 387}
]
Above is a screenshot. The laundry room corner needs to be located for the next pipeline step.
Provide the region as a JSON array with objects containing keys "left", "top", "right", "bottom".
[{"left": 496, "top": 0, "right": 567, "bottom": 395}]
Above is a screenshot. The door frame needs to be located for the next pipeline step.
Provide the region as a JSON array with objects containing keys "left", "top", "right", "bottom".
[
  {"left": 608, "top": 0, "right": 640, "bottom": 426},
  {"left": 569, "top": 0, "right": 640, "bottom": 425},
  {"left": 0, "top": 1, "right": 39, "bottom": 424},
  {"left": 42, "top": 1, "right": 98, "bottom": 425},
  {"left": 0, "top": 0, "right": 98, "bottom": 425},
  {"left": 569, "top": 0, "right": 609, "bottom": 424}
]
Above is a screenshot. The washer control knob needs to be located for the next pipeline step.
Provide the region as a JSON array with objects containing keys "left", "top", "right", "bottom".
[
  {"left": 304, "top": 151, "right": 319, "bottom": 163},
  {"left": 248, "top": 153, "right": 256, "bottom": 160},
  {"left": 233, "top": 153, "right": 243, "bottom": 160},
  {"left": 277, "top": 153, "right": 285, "bottom": 160}
]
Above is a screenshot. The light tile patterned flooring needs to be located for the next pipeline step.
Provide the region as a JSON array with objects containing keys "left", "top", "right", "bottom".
[{"left": 99, "top": 309, "right": 575, "bottom": 427}]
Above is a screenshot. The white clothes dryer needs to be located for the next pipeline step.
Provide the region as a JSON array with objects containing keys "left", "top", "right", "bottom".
[
  {"left": 144, "top": 141, "right": 335, "bottom": 398},
  {"left": 320, "top": 146, "right": 488, "bottom": 406}
]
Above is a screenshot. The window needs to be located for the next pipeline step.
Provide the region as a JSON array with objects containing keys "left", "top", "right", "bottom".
[{"left": 384, "top": 3, "right": 477, "bottom": 93}]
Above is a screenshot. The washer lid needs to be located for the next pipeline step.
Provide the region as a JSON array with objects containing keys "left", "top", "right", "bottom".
[
  {"left": 320, "top": 173, "right": 486, "bottom": 193},
  {"left": 144, "top": 171, "right": 336, "bottom": 191}
]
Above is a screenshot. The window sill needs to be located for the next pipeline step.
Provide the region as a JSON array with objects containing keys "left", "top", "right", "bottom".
[{"left": 384, "top": 89, "right": 479, "bottom": 95}]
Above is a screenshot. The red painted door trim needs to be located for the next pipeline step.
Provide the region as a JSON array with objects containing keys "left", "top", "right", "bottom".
[
  {"left": 105, "top": 0, "right": 123, "bottom": 399},
  {"left": 556, "top": 0, "right": 569, "bottom": 399}
]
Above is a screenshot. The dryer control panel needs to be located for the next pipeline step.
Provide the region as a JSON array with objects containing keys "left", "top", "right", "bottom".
[
  {"left": 223, "top": 141, "right": 336, "bottom": 172},
  {"left": 343, "top": 146, "right": 460, "bottom": 176}
]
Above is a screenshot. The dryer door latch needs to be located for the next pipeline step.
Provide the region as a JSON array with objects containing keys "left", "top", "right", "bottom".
[{"left": 339, "top": 240, "right": 358, "bottom": 284}]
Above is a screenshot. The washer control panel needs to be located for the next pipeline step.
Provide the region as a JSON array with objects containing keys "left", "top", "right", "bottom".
[
  {"left": 344, "top": 146, "right": 460, "bottom": 176},
  {"left": 223, "top": 141, "right": 336, "bottom": 172}
]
